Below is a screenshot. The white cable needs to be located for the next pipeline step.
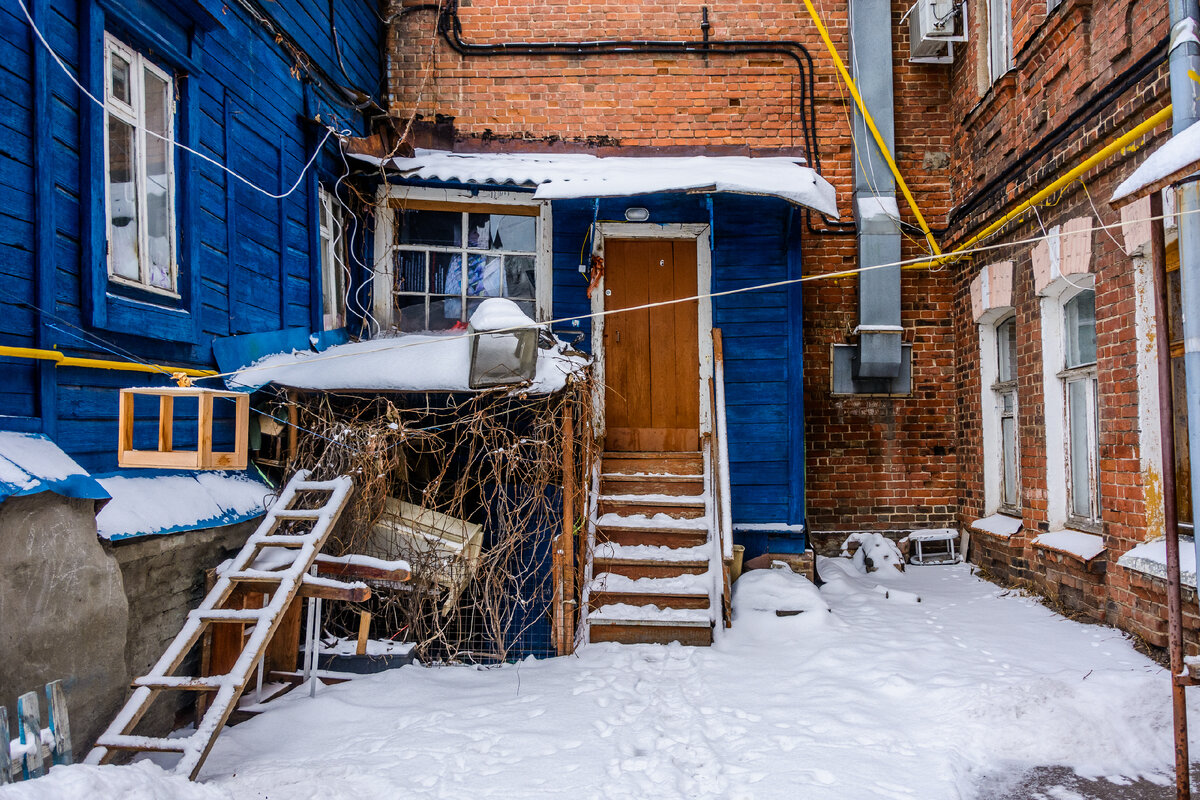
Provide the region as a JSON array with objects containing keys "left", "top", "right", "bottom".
[
  {"left": 211, "top": 202, "right": 1200, "bottom": 384},
  {"left": 17, "top": 0, "right": 338, "bottom": 201}
]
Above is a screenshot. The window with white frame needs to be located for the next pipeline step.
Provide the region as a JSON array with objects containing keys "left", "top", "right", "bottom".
[
  {"left": 319, "top": 186, "right": 347, "bottom": 331},
  {"left": 1061, "top": 289, "right": 1099, "bottom": 525},
  {"left": 986, "top": 0, "right": 1013, "bottom": 83},
  {"left": 994, "top": 315, "right": 1019, "bottom": 511},
  {"left": 390, "top": 206, "right": 538, "bottom": 331},
  {"left": 104, "top": 33, "right": 176, "bottom": 293}
]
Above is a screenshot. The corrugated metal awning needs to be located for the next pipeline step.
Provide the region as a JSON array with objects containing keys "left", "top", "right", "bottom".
[{"left": 354, "top": 149, "right": 840, "bottom": 218}]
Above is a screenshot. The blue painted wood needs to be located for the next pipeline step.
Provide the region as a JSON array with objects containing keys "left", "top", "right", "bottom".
[
  {"left": 0, "top": 0, "right": 380, "bottom": 464},
  {"left": 786, "top": 208, "right": 806, "bottom": 529}
]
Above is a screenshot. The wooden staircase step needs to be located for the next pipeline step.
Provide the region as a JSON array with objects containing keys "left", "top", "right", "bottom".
[
  {"left": 597, "top": 525, "right": 709, "bottom": 548},
  {"left": 95, "top": 734, "right": 191, "bottom": 754},
  {"left": 589, "top": 591, "right": 710, "bottom": 610},
  {"left": 598, "top": 494, "right": 706, "bottom": 519},
  {"left": 602, "top": 451, "right": 704, "bottom": 476},
  {"left": 594, "top": 560, "right": 707, "bottom": 579},
  {"left": 600, "top": 474, "right": 705, "bottom": 496},
  {"left": 587, "top": 604, "right": 713, "bottom": 646}
]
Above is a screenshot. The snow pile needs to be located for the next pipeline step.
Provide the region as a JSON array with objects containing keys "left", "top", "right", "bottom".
[
  {"left": 970, "top": 513, "right": 1023, "bottom": 538},
  {"left": 231, "top": 331, "right": 588, "bottom": 395},
  {"left": 467, "top": 297, "right": 536, "bottom": 332},
  {"left": 1112, "top": 119, "right": 1200, "bottom": 205},
  {"left": 840, "top": 531, "right": 905, "bottom": 572},
  {"left": 96, "top": 472, "right": 274, "bottom": 540},
  {"left": 0, "top": 761, "right": 230, "bottom": 799},
  {"left": 26, "top": 562, "right": 1193, "bottom": 800},
  {"left": 1033, "top": 530, "right": 1106, "bottom": 562},
  {"left": 1118, "top": 536, "right": 1197, "bottom": 588},
  {"left": 371, "top": 149, "right": 840, "bottom": 218}
]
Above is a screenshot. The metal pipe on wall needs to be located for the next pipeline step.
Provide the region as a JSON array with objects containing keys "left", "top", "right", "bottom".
[{"left": 1167, "top": 0, "right": 1200, "bottom": 594}]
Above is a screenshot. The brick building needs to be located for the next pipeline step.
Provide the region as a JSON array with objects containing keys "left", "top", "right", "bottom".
[{"left": 377, "top": 0, "right": 1194, "bottom": 649}]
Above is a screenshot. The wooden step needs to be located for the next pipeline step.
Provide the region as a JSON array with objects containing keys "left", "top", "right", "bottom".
[
  {"left": 600, "top": 473, "right": 705, "bottom": 496},
  {"left": 598, "top": 495, "right": 706, "bottom": 519},
  {"left": 597, "top": 524, "right": 709, "bottom": 548},
  {"left": 588, "top": 604, "right": 713, "bottom": 646},
  {"left": 602, "top": 451, "right": 704, "bottom": 476},
  {"left": 589, "top": 591, "right": 710, "bottom": 610},
  {"left": 95, "top": 734, "right": 190, "bottom": 754},
  {"left": 594, "top": 559, "right": 708, "bottom": 579}
]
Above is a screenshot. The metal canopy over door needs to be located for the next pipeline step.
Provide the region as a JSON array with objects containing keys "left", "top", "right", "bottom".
[{"left": 603, "top": 238, "right": 700, "bottom": 452}]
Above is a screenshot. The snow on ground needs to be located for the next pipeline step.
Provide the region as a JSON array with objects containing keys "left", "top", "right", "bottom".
[{"left": 6, "top": 560, "right": 1191, "bottom": 800}]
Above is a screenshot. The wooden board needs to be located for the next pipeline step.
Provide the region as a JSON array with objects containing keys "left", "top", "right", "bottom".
[{"left": 603, "top": 239, "right": 700, "bottom": 452}]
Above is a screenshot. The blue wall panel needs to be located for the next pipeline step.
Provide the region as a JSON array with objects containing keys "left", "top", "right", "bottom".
[
  {"left": 550, "top": 192, "right": 806, "bottom": 541},
  {"left": 0, "top": 0, "right": 382, "bottom": 471}
]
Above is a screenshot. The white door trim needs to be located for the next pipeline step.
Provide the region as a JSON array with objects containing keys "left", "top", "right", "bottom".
[{"left": 591, "top": 222, "right": 714, "bottom": 444}]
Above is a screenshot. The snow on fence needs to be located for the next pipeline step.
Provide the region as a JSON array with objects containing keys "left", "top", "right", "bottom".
[{"left": 0, "top": 680, "right": 72, "bottom": 784}]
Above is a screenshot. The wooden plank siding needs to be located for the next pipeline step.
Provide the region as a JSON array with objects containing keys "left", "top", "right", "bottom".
[
  {"left": 550, "top": 194, "right": 805, "bottom": 533},
  {"left": 0, "top": 0, "right": 381, "bottom": 472}
]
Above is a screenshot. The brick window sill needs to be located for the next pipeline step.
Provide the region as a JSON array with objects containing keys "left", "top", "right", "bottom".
[{"left": 1032, "top": 529, "right": 1106, "bottom": 570}]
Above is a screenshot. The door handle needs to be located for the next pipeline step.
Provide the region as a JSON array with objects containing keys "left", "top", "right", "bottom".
[{"left": 615, "top": 330, "right": 621, "bottom": 343}]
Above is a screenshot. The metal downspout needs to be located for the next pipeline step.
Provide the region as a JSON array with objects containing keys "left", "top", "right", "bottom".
[
  {"left": 1168, "top": 0, "right": 1200, "bottom": 596},
  {"left": 850, "top": 0, "right": 902, "bottom": 378}
]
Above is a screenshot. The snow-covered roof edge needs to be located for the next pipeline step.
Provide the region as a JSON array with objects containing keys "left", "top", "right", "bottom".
[
  {"left": 353, "top": 149, "right": 839, "bottom": 218},
  {"left": 1111, "top": 118, "right": 1200, "bottom": 207},
  {"left": 0, "top": 432, "right": 109, "bottom": 504}
]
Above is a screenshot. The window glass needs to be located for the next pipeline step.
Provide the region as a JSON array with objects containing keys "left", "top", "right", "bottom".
[
  {"left": 997, "top": 316, "right": 1016, "bottom": 383},
  {"left": 398, "top": 209, "right": 461, "bottom": 247},
  {"left": 104, "top": 35, "right": 174, "bottom": 293},
  {"left": 319, "top": 187, "right": 347, "bottom": 330},
  {"left": 1002, "top": 412, "right": 1017, "bottom": 507},
  {"left": 393, "top": 206, "right": 538, "bottom": 330},
  {"left": 1067, "top": 378, "right": 1095, "bottom": 519},
  {"left": 1064, "top": 290, "right": 1096, "bottom": 368}
]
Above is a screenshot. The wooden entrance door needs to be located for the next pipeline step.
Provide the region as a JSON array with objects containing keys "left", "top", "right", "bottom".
[{"left": 603, "top": 238, "right": 700, "bottom": 452}]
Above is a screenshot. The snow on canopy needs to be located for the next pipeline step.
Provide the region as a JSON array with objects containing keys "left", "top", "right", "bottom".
[
  {"left": 356, "top": 148, "right": 840, "bottom": 218},
  {"left": 1111, "top": 118, "right": 1200, "bottom": 205},
  {"left": 230, "top": 330, "right": 589, "bottom": 394},
  {"left": 96, "top": 471, "right": 274, "bottom": 541},
  {"left": 0, "top": 431, "right": 108, "bottom": 502}
]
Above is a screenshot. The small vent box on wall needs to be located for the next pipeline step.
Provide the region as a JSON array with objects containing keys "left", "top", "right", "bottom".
[{"left": 908, "top": 0, "right": 967, "bottom": 64}]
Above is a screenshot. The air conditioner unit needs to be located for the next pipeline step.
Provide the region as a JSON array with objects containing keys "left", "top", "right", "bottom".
[{"left": 909, "top": 0, "right": 967, "bottom": 64}]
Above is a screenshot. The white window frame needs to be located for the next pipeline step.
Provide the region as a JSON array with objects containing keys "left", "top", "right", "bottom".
[
  {"left": 1039, "top": 275, "right": 1099, "bottom": 531},
  {"left": 319, "top": 186, "right": 348, "bottom": 331},
  {"left": 979, "top": 307, "right": 1018, "bottom": 516},
  {"left": 985, "top": 0, "right": 1013, "bottom": 84},
  {"left": 372, "top": 186, "right": 552, "bottom": 334},
  {"left": 103, "top": 32, "right": 177, "bottom": 296},
  {"left": 1060, "top": 290, "right": 1100, "bottom": 528}
]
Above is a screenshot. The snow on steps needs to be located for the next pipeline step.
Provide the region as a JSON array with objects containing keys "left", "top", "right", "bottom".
[
  {"left": 588, "top": 603, "right": 713, "bottom": 646},
  {"left": 588, "top": 571, "right": 711, "bottom": 610},
  {"left": 598, "top": 492, "right": 707, "bottom": 519}
]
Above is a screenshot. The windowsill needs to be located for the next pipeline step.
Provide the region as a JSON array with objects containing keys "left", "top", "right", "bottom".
[
  {"left": 968, "top": 513, "right": 1023, "bottom": 539},
  {"left": 1117, "top": 536, "right": 1196, "bottom": 589},
  {"left": 1032, "top": 529, "right": 1105, "bottom": 563},
  {"left": 108, "top": 274, "right": 181, "bottom": 301}
]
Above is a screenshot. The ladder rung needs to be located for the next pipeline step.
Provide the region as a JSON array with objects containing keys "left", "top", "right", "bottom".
[
  {"left": 271, "top": 509, "right": 324, "bottom": 520},
  {"left": 133, "top": 676, "right": 229, "bottom": 692},
  {"left": 225, "top": 570, "right": 287, "bottom": 583},
  {"left": 97, "top": 734, "right": 191, "bottom": 753},
  {"left": 292, "top": 480, "right": 343, "bottom": 491},
  {"left": 250, "top": 534, "right": 317, "bottom": 548},
  {"left": 191, "top": 609, "right": 266, "bottom": 623}
]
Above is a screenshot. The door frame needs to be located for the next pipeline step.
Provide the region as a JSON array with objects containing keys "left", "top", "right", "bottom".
[{"left": 591, "top": 222, "right": 714, "bottom": 445}]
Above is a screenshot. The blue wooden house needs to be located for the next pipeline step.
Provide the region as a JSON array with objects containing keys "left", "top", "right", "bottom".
[{"left": 0, "top": 0, "right": 384, "bottom": 474}]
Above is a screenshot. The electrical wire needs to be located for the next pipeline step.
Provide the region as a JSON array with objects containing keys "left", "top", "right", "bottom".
[
  {"left": 17, "top": 0, "right": 340, "bottom": 202},
  {"left": 197, "top": 201, "right": 1200, "bottom": 385}
]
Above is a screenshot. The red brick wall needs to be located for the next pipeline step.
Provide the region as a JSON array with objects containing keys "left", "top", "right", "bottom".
[
  {"left": 947, "top": 0, "right": 1175, "bottom": 627},
  {"left": 387, "top": 1, "right": 960, "bottom": 537}
]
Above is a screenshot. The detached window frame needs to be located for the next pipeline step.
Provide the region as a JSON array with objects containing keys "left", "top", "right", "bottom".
[
  {"left": 1059, "top": 288, "right": 1100, "bottom": 528},
  {"left": 319, "top": 186, "right": 348, "bottom": 331},
  {"left": 373, "top": 187, "right": 552, "bottom": 333},
  {"left": 993, "top": 314, "right": 1020, "bottom": 513},
  {"left": 103, "top": 33, "right": 178, "bottom": 296}
]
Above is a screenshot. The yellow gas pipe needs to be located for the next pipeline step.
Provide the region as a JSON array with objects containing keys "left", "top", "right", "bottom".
[{"left": 0, "top": 345, "right": 216, "bottom": 378}]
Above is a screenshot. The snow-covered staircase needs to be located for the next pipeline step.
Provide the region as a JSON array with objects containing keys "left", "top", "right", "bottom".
[{"left": 586, "top": 452, "right": 717, "bottom": 647}]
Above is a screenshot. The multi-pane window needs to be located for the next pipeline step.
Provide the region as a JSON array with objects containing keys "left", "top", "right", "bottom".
[
  {"left": 391, "top": 207, "right": 537, "bottom": 331},
  {"left": 986, "top": 0, "right": 1013, "bottom": 83},
  {"left": 104, "top": 34, "right": 175, "bottom": 293},
  {"left": 994, "top": 315, "right": 1019, "bottom": 510},
  {"left": 319, "top": 187, "right": 347, "bottom": 331},
  {"left": 1061, "top": 289, "right": 1099, "bottom": 525}
]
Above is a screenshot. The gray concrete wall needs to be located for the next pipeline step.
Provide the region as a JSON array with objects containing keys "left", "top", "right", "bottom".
[
  {"left": 0, "top": 493, "right": 129, "bottom": 758},
  {"left": 0, "top": 492, "right": 258, "bottom": 757}
]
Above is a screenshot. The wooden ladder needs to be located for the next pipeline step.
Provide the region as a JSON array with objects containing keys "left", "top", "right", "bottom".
[{"left": 85, "top": 470, "right": 353, "bottom": 780}]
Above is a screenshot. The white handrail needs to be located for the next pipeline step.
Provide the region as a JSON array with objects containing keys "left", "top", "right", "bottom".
[{"left": 713, "top": 344, "right": 734, "bottom": 563}]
